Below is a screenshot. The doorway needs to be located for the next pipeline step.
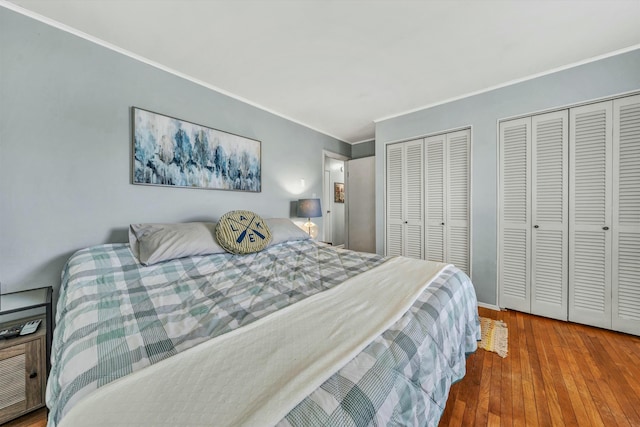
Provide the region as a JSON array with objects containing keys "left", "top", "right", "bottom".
[{"left": 322, "top": 151, "right": 348, "bottom": 246}]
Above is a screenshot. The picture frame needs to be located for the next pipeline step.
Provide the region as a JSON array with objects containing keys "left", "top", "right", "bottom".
[
  {"left": 132, "top": 107, "right": 261, "bottom": 192},
  {"left": 334, "top": 182, "right": 345, "bottom": 203}
]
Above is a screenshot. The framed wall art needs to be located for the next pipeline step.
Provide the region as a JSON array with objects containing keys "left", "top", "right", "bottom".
[
  {"left": 334, "top": 182, "right": 345, "bottom": 203},
  {"left": 132, "top": 107, "right": 261, "bottom": 192}
]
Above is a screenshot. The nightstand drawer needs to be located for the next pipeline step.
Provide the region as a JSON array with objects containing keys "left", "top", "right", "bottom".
[{"left": 0, "top": 320, "right": 46, "bottom": 424}]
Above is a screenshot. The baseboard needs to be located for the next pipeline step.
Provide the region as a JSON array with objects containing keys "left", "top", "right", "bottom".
[{"left": 477, "top": 302, "right": 501, "bottom": 311}]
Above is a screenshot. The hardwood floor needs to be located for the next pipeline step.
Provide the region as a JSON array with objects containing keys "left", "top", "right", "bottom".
[
  {"left": 7, "top": 308, "right": 640, "bottom": 427},
  {"left": 440, "top": 307, "right": 640, "bottom": 427},
  {"left": 3, "top": 408, "right": 46, "bottom": 427}
]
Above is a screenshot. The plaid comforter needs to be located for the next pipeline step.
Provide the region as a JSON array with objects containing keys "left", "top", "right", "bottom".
[{"left": 47, "top": 239, "right": 479, "bottom": 427}]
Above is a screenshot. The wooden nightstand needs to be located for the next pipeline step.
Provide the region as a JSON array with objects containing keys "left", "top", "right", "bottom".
[{"left": 0, "top": 287, "right": 52, "bottom": 424}]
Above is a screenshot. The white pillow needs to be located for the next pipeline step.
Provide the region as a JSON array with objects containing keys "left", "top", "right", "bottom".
[
  {"left": 129, "top": 222, "right": 226, "bottom": 265},
  {"left": 265, "top": 218, "right": 311, "bottom": 246}
]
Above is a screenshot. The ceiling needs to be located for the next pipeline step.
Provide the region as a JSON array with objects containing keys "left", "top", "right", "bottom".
[{"left": 7, "top": 0, "right": 640, "bottom": 143}]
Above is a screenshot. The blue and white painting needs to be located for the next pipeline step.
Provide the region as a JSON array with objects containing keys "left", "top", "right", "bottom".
[{"left": 133, "top": 108, "right": 261, "bottom": 192}]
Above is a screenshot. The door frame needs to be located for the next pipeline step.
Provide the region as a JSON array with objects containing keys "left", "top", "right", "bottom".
[{"left": 322, "top": 150, "right": 350, "bottom": 243}]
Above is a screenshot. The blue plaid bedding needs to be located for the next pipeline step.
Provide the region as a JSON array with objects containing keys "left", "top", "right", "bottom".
[{"left": 47, "top": 239, "right": 479, "bottom": 426}]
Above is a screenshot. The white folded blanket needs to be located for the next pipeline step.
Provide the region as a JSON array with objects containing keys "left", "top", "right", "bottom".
[{"left": 59, "top": 257, "right": 447, "bottom": 427}]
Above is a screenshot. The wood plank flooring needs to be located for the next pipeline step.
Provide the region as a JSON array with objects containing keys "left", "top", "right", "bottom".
[
  {"left": 7, "top": 307, "right": 640, "bottom": 427},
  {"left": 439, "top": 307, "right": 640, "bottom": 427},
  {"left": 3, "top": 408, "right": 46, "bottom": 427}
]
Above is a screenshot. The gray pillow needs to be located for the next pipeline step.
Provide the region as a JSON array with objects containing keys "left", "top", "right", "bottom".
[
  {"left": 129, "top": 222, "right": 226, "bottom": 265},
  {"left": 265, "top": 218, "right": 311, "bottom": 246}
]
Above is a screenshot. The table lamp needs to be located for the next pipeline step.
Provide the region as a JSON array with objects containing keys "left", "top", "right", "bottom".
[{"left": 297, "top": 198, "right": 322, "bottom": 238}]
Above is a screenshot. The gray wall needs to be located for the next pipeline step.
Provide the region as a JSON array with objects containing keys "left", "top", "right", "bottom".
[
  {"left": 0, "top": 8, "right": 350, "bottom": 295},
  {"left": 375, "top": 49, "right": 640, "bottom": 305},
  {"left": 351, "top": 140, "right": 375, "bottom": 159}
]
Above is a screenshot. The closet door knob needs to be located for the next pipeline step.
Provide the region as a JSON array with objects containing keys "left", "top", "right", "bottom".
[
  {"left": 534, "top": 225, "right": 539, "bottom": 229},
  {"left": 441, "top": 222, "right": 445, "bottom": 226},
  {"left": 603, "top": 226, "right": 609, "bottom": 230},
  {"left": 29, "top": 372, "right": 38, "bottom": 379}
]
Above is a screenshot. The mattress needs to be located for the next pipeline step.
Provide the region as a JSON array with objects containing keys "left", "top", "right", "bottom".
[{"left": 47, "top": 239, "right": 479, "bottom": 426}]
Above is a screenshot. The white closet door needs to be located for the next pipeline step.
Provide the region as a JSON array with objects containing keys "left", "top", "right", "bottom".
[
  {"left": 385, "top": 143, "right": 404, "bottom": 256},
  {"left": 424, "top": 134, "right": 445, "bottom": 263},
  {"left": 404, "top": 140, "right": 424, "bottom": 259},
  {"left": 446, "top": 129, "right": 470, "bottom": 275},
  {"left": 612, "top": 94, "right": 640, "bottom": 335},
  {"left": 531, "top": 111, "right": 568, "bottom": 320},
  {"left": 499, "top": 118, "right": 532, "bottom": 312},
  {"left": 569, "top": 101, "right": 613, "bottom": 329}
]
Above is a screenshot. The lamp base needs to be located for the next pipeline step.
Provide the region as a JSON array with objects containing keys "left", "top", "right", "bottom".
[{"left": 303, "top": 220, "right": 319, "bottom": 239}]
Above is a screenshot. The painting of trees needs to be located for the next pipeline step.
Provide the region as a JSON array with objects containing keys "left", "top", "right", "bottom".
[{"left": 133, "top": 108, "right": 261, "bottom": 192}]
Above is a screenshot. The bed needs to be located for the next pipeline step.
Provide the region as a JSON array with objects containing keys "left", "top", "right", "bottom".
[{"left": 46, "top": 218, "right": 479, "bottom": 427}]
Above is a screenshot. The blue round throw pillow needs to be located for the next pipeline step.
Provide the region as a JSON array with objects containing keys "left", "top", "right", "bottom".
[{"left": 215, "top": 210, "right": 272, "bottom": 254}]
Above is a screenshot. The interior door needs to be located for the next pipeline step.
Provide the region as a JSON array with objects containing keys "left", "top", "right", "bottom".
[
  {"left": 530, "top": 110, "right": 568, "bottom": 320},
  {"left": 404, "top": 139, "right": 424, "bottom": 259},
  {"left": 445, "top": 129, "right": 470, "bottom": 275},
  {"left": 569, "top": 101, "right": 613, "bottom": 329},
  {"left": 424, "top": 134, "right": 445, "bottom": 264},
  {"left": 385, "top": 140, "right": 423, "bottom": 258},
  {"left": 612, "top": 94, "right": 640, "bottom": 335},
  {"left": 346, "top": 157, "right": 375, "bottom": 253},
  {"left": 386, "top": 143, "right": 404, "bottom": 256},
  {"left": 499, "top": 117, "right": 532, "bottom": 313},
  {"left": 323, "top": 169, "right": 332, "bottom": 243}
]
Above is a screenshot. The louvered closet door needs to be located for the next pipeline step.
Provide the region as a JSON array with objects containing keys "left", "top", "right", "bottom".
[
  {"left": 569, "top": 101, "right": 613, "bottom": 329},
  {"left": 531, "top": 111, "right": 568, "bottom": 320},
  {"left": 446, "top": 129, "right": 470, "bottom": 275},
  {"left": 386, "top": 143, "right": 404, "bottom": 256},
  {"left": 499, "top": 118, "right": 531, "bottom": 313},
  {"left": 404, "top": 139, "right": 424, "bottom": 259},
  {"left": 424, "top": 134, "right": 445, "bottom": 263},
  {"left": 612, "top": 94, "right": 640, "bottom": 335}
]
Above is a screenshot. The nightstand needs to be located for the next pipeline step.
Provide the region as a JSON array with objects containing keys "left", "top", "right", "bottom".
[{"left": 0, "top": 287, "right": 52, "bottom": 424}]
